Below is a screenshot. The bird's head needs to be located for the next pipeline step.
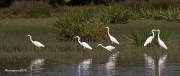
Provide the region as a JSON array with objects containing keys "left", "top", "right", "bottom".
[
  {"left": 74, "top": 36, "right": 79, "bottom": 38},
  {"left": 103, "top": 27, "right": 109, "bottom": 29},
  {"left": 26, "top": 34, "right": 31, "bottom": 37},
  {"left": 154, "top": 29, "right": 160, "bottom": 32},
  {"left": 151, "top": 29, "right": 155, "bottom": 32},
  {"left": 97, "top": 44, "right": 102, "bottom": 47}
]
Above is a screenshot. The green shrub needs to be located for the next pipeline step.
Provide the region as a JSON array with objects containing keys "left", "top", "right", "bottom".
[
  {"left": 52, "top": 11, "right": 107, "bottom": 41},
  {"left": 125, "top": 29, "right": 173, "bottom": 47},
  {"left": 165, "top": 6, "right": 180, "bottom": 21},
  {"left": 138, "top": 7, "right": 156, "bottom": 19},
  {"left": 26, "top": 4, "right": 51, "bottom": 18},
  {"left": 125, "top": 29, "right": 151, "bottom": 47},
  {"left": 99, "top": 5, "right": 130, "bottom": 24}
]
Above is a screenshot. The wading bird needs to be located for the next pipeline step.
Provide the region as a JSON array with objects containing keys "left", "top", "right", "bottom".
[
  {"left": 97, "top": 44, "right": 115, "bottom": 51},
  {"left": 104, "top": 27, "right": 119, "bottom": 44},
  {"left": 144, "top": 29, "right": 155, "bottom": 46},
  {"left": 27, "top": 35, "right": 45, "bottom": 48},
  {"left": 74, "top": 36, "right": 92, "bottom": 50},
  {"left": 155, "top": 29, "right": 167, "bottom": 49}
]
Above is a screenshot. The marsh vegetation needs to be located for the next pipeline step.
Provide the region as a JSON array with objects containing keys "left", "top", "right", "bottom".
[
  {"left": 0, "top": 18, "right": 180, "bottom": 66},
  {"left": 0, "top": 0, "right": 180, "bottom": 72}
]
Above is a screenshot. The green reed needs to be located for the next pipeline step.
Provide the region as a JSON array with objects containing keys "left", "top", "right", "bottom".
[
  {"left": 125, "top": 28, "right": 174, "bottom": 47},
  {"left": 99, "top": 5, "right": 130, "bottom": 24},
  {"left": 0, "top": 16, "right": 180, "bottom": 65},
  {"left": 52, "top": 10, "right": 107, "bottom": 41}
]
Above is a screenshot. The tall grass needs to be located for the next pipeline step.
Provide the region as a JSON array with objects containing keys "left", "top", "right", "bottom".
[
  {"left": 124, "top": 29, "right": 151, "bottom": 47},
  {"left": 99, "top": 5, "right": 130, "bottom": 24},
  {"left": 0, "top": 1, "right": 180, "bottom": 21},
  {"left": 125, "top": 28, "right": 174, "bottom": 47},
  {"left": 0, "top": 18, "right": 180, "bottom": 64},
  {"left": 0, "top": 1, "right": 51, "bottom": 18},
  {"left": 26, "top": 4, "right": 51, "bottom": 18},
  {"left": 52, "top": 10, "right": 107, "bottom": 41}
]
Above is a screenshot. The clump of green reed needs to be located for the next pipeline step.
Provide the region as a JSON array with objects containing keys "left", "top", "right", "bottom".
[
  {"left": 0, "top": 1, "right": 51, "bottom": 19},
  {"left": 52, "top": 10, "right": 107, "bottom": 41},
  {"left": 99, "top": 5, "right": 130, "bottom": 24},
  {"left": 26, "top": 4, "right": 51, "bottom": 18},
  {"left": 129, "top": 5, "right": 165, "bottom": 20},
  {"left": 165, "top": 6, "right": 180, "bottom": 21},
  {"left": 125, "top": 28, "right": 174, "bottom": 47},
  {"left": 124, "top": 29, "right": 151, "bottom": 47},
  {"left": 138, "top": 6, "right": 158, "bottom": 19}
]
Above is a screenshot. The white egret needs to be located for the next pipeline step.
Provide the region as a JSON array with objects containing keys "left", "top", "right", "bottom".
[
  {"left": 27, "top": 35, "right": 45, "bottom": 48},
  {"left": 155, "top": 29, "right": 167, "bottom": 49},
  {"left": 144, "top": 29, "right": 155, "bottom": 46},
  {"left": 74, "top": 36, "right": 92, "bottom": 50},
  {"left": 104, "top": 27, "right": 119, "bottom": 44},
  {"left": 97, "top": 44, "right": 115, "bottom": 51}
]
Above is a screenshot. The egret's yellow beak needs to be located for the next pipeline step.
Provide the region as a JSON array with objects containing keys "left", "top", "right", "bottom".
[{"left": 154, "top": 30, "right": 158, "bottom": 32}]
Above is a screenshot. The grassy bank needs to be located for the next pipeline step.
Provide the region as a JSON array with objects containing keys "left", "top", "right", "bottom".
[
  {"left": 1, "top": 1, "right": 180, "bottom": 21},
  {"left": 0, "top": 18, "right": 180, "bottom": 66}
]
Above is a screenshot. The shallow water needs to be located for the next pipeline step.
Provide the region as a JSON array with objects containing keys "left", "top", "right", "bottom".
[{"left": 1, "top": 51, "right": 180, "bottom": 76}]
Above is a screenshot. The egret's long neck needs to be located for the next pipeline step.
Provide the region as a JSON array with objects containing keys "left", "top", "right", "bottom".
[
  {"left": 29, "top": 36, "right": 33, "bottom": 43},
  {"left": 100, "top": 44, "right": 105, "bottom": 48},
  {"left": 152, "top": 31, "right": 154, "bottom": 38},
  {"left": 107, "top": 28, "right": 111, "bottom": 36},
  {"left": 158, "top": 31, "right": 160, "bottom": 40},
  {"left": 77, "top": 37, "right": 82, "bottom": 45}
]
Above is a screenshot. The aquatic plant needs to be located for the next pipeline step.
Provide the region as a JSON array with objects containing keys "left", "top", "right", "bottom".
[
  {"left": 99, "top": 5, "right": 130, "bottom": 24},
  {"left": 52, "top": 10, "right": 107, "bottom": 41},
  {"left": 125, "top": 28, "right": 174, "bottom": 47}
]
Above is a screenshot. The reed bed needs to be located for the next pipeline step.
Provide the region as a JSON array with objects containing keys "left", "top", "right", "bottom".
[{"left": 0, "top": 18, "right": 180, "bottom": 67}]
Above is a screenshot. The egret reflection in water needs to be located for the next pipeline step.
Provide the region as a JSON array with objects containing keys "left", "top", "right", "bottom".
[
  {"left": 105, "top": 51, "right": 119, "bottom": 75},
  {"left": 78, "top": 58, "right": 92, "bottom": 76},
  {"left": 158, "top": 54, "right": 167, "bottom": 76},
  {"left": 29, "top": 58, "right": 45, "bottom": 75},
  {"left": 144, "top": 54, "right": 167, "bottom": 76},
  {"left": 144, "top": 54, "right": 155, "bottom": 76}
]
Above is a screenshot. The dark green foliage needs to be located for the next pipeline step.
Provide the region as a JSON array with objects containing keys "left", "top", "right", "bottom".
[
  {"left": 126, "top": 28, "right": 174, "bottom": 47},
  {"left": 48, "top": 0, "right": 65, "bottom": 7},
  {"left": 48, "top": 0, "right": 117, "bottom": 6},
  {"left": 99, "top": 5, "right": 130, "bottom": 24},
  {"left": 26, "top": 4, "right": 51, "bottom": 18},
  {"left": 128, "top": 29, "right": 151, "bottom": 47},
  {"left": 52, "top": 11, "right": 107, "bottom": 41}
]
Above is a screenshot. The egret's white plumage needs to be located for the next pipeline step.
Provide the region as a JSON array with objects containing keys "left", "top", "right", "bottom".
[
  {"left": 27, "top": 35, "right": 45, "bottom": 48},
  {"left": 97, "top": 44, "right": 115, "bottom": 51},
  {"left": 144, "top": 29, "right": 155, "bottom": 46},
  {"left": 75, "top": 36, "right": 92, "bottom": 50},
  {"left": 156, "top": 29, "right": 167, "bottom": 49},
  {"left": 104, "top": 27, "right": 119, "bottom": 44}
]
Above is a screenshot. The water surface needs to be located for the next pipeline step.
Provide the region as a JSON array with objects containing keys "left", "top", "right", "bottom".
[{"left": 1, "top": 51, "right": 180, "bottom": 76}]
